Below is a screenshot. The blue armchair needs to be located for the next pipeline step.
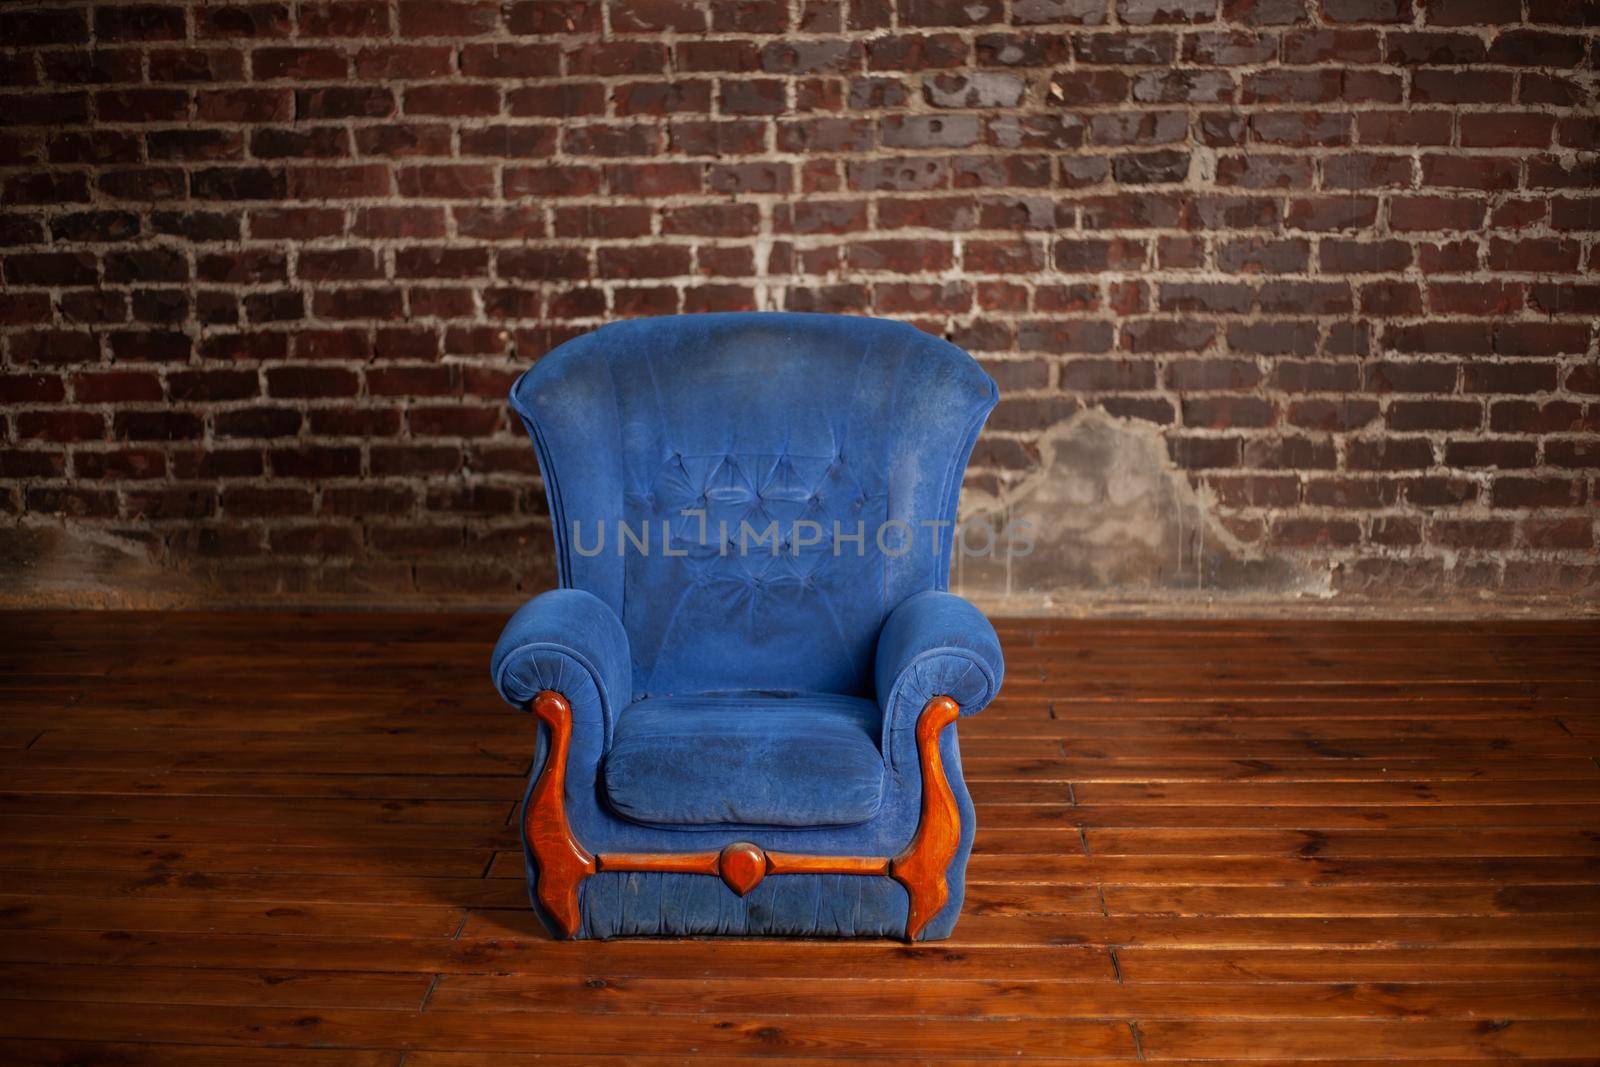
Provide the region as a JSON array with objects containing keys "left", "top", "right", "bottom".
[{"left": 491, "top": 312, "right": 1004, "bottom": 940}]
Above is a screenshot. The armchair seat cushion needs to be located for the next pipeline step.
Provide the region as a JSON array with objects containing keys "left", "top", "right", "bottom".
[{"left": 602, "top": 693, "right": 886, "bottom": 828}]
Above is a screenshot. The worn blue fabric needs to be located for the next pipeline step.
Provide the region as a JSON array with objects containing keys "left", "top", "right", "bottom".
[
  {"left": 877, "top": 590, "right": 1004, "bottom": 769},
  {"left": 491, "top": 312, "right": 1002, "bottom": 940},
  {"left": 491, "top": 588, "right": 631, "bottom": 747},
  {"left": 605, "top": 693, "right": 886, "bottom": 828}
]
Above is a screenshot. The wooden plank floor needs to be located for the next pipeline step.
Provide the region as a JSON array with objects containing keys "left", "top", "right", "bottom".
[{"left": 0, "top": 612, "right": 1597, "bottom": 1064}]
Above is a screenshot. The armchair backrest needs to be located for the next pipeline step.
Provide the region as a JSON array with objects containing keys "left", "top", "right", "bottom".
[{"left": 512, "top": 313, "right": 998, "bottom": 700}]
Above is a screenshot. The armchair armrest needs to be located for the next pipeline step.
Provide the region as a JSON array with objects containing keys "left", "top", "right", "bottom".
[
  {"left": 490, "top": 589, "right": 632, "bottom": 748},
  {"left": 874, "top": 590, "right": 1004, "bottom": 768}
]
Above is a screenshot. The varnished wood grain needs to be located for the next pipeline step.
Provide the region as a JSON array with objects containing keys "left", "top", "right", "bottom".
[
  {"left": 766, "top": 851, "right": 891, "bottom": 876},
  {"left": 596, "top": 842, "right": 894, "bottom": 899},
  {"left": 1, "top": 610, "right": 1598, "bottom": 1061},
  {"left": 596, "top": 850, "right": 722, "bottom": 876},
  {"left": 891, "top": 695, "right": 964, "bottom": 940},
  {"left": 523, "top": 690, "right": 594, "bottom": 939}
]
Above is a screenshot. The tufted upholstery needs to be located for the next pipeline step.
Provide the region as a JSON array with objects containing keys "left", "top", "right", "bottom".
[
  {"left": 493, "top": 312, "right": 1004, "bottom": 940},
  {"left": 510, "top": 312, "right": 996, "bottom": 699}
]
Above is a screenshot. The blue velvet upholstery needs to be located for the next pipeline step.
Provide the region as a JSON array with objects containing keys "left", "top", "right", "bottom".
[
  {"left": 605, "top": 693, "right": 886, "bottom": 828},
  {"left": 491, "top": 312, "right": 1003, "bottom": 940}
]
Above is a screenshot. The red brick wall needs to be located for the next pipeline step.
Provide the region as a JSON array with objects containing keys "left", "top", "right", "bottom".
[{"left": 1, "top": 0, "right": 1596, "bottom": 607}]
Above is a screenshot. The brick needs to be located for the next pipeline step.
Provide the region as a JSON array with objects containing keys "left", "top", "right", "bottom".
[
  {"left": 615, "top": 82, "right": 714, "bottom": 117},
  {"left": 114, "top": 410, "right": 204, "bottom": 441},
  {"left": 252, "top": 127, "right": 350, "bottom": 161},
  {"left": 1320, "top": 239, "right": 1412, "bottom": 275},
  {"left": 147, "top": 47, "right": 248, "bottom": 82},
  {"left": 506, "top": 1, "right": 599, "bottom": 33},
  {"left": 94, "top": 5, "right": 187, "bottom": 40},
  {"left": 0, "top": 0, "right": 1591, "bottom": 604},
  {"left": 1, "top": 7, "right": 90, "bottom": 43},
  {"left": 716, "top": 0, "right": 791, "bottom": 31},
  {"left": 1112, "top": 150, "right": 1190, "bottom": 184},
  {"left": 1282, "top": 28, "right": 1381, "bottom": 62},
  {"left": 1384, "top": 322, "right": 1492, "bottom": 354},
  {"left": 26, "top": 488, "right": 120, "bottom": 518},
  {"left": 1421, "top": 154, "right": 1517, "bottom": 192},
  {"left": 1188, "top": 29, "right": 1277, "bottom": 63},
  {"left": 1488, "top": 238, "right": 1582, "bottom": 274},
  {"left": 1412, "top": 70, "right": 1513, "bottom": 103},
  {"left": 48, "top": 210, "right": 138, "bottom": 243},
  {"left": 5, "top": 252, "right": 98, "bottom": 288},
  {"left": 1548, "top": 199, "right": 1600, "bottom": 232},
  {"left": 17, "top": 411, "right": 106, "bottom": 442},
  {"left": 299, "top": 1, "right": 391, "bottom": 35},
  {"left": 1385, "top": 31, "right": 1486, "bottom": 63},
  {"left": 1493, "top": 322, "right": 1591, "bottom": 356},
  {"left": 1131, "top": 69, "right": 1233, "bottom": 105},
  {"left": 196, "top": 4, "right": 291, "bottom": 37},
  {"left": 0, "top": 374, "right": 66, "bottom": 405},
  {"left": 49, "top": 135, "right": 138, "bottom": 169},
  {"left": 190, "top": 167, "right": 287, "bottom": 201},
  {"left": 1390, "top": 197, "right": 1485, "bottom": 232},
  {"left": 881, "top": 114, "right": 982, "bottom": 149},
  {"left": 1491, "top": 400, "right": 1600, "bottom": 435},
  {"left": 1323, "top": 0, "right": 1410, "bottom": 19},
  {"left": 1303, "top": 476, "right": 1398, "bottom": 508},
  {"left": 1226, "top": 322, "right": 1318, "bottom": 357},
  {"left": 1250, "top": 112, "right": 1349, "bottom": 148},
  {"left": 1182, "top": 395, "right": 1277, "bottom": 429},
  {"left": 403, "top": 84, "right": 501, "bottom": 118},
  {"left": 1198, "top": 156, "right": 1296, "bottom": 196},
  {"left": 1520, "top": 517, "right": 1593, "bottom": 550},
  {"left": 169, "top": 369, "right": 261, "bottom": 401},
  {"left": 1527, "top": 156, "right": 1600, "bottom": 191},
  {"left": 295, "top": 87, "right": 394, "bottom": 120},
  {"left": 8, "top": 330, "right": 101, "bottom": 365},
  {"left": 1486, "top": 30, "right": 1586, "bottom": 65},
  {"left": 223, "top": 487, "right": 315, "bottom": 517},
  {"left": 0, "top": 92, "right": 89, "bottom": 126},
  {"left": 1363, "top": 360, "right": 1458, "bottom": 393},
  {"left": 1544, "top": 441, "right": 1600, "bottom": 468},
  {"left": 602, "top": 163, "right": 698, "bottom": 197},
  {"left": 71, "top": 370, "right": 164, "bottom": 404},
  {"left": 74, "top": 448, "right": 168, "bottom": 481},
  {"left": 252, "top": 47, "right": 346, "bottom": 80},
  {"left": 1159, "top": 283, "right": 1254, "bottom": 314},
  {"left": 147, "top": 129, "right": 245, "bottom": 163},
  {"left": 398, "top": 165, "right": 495, "bottom": 199},
  {"left": 1321, "top": 154, "right": 1411, "bottom": 191},
  {"left": 1429, "top": 281, "right": 1522, "bottom": 316},
  {"left": 1417, "top": 239, "right": 1480, "bottom": 274},
  {"left": 1387, "top": 399, "right": 1482, "bottom": 431},
  {"left": 1357, "top": 111, "right": 1451, "bottom": 146},
  {"left": 1444, "top": 439, "right": 1537, "bottom": 468},
  {"left": 1460, "top": 113, "right": 1554, "bottom": 148},
  {"left": 398, "top": 0, "right": 498, "bottom": 36},
  {"left": 1490, "top": 477, "right": 1587, "bottom": 509},
  {"left": 266, "top": 364, "right": 361, "bottom": 399},
  {"left": 1356, "top": 279, "right": 1420, "bottom": 316},
  {"left": 1122, "top": 319, "right": 1215, "bottom": 353},
  {"left": 356, "top": 46, "right": 455, "bottom": 80}
]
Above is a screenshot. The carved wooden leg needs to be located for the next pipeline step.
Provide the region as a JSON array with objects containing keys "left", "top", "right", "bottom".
[
  {"left": 890, "top": 695, "right": 963, "bottom": 941},
  {"left": 524, "top": 690, "right": 595, "bottom": 939}
]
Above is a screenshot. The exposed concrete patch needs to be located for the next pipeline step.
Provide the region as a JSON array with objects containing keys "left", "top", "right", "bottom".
[
  {"left": 952, "top": 411, "right": 1320, "bottom": 606},
  {"left": 0, "top": 521, "right": 200, "bottom": 609}
]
